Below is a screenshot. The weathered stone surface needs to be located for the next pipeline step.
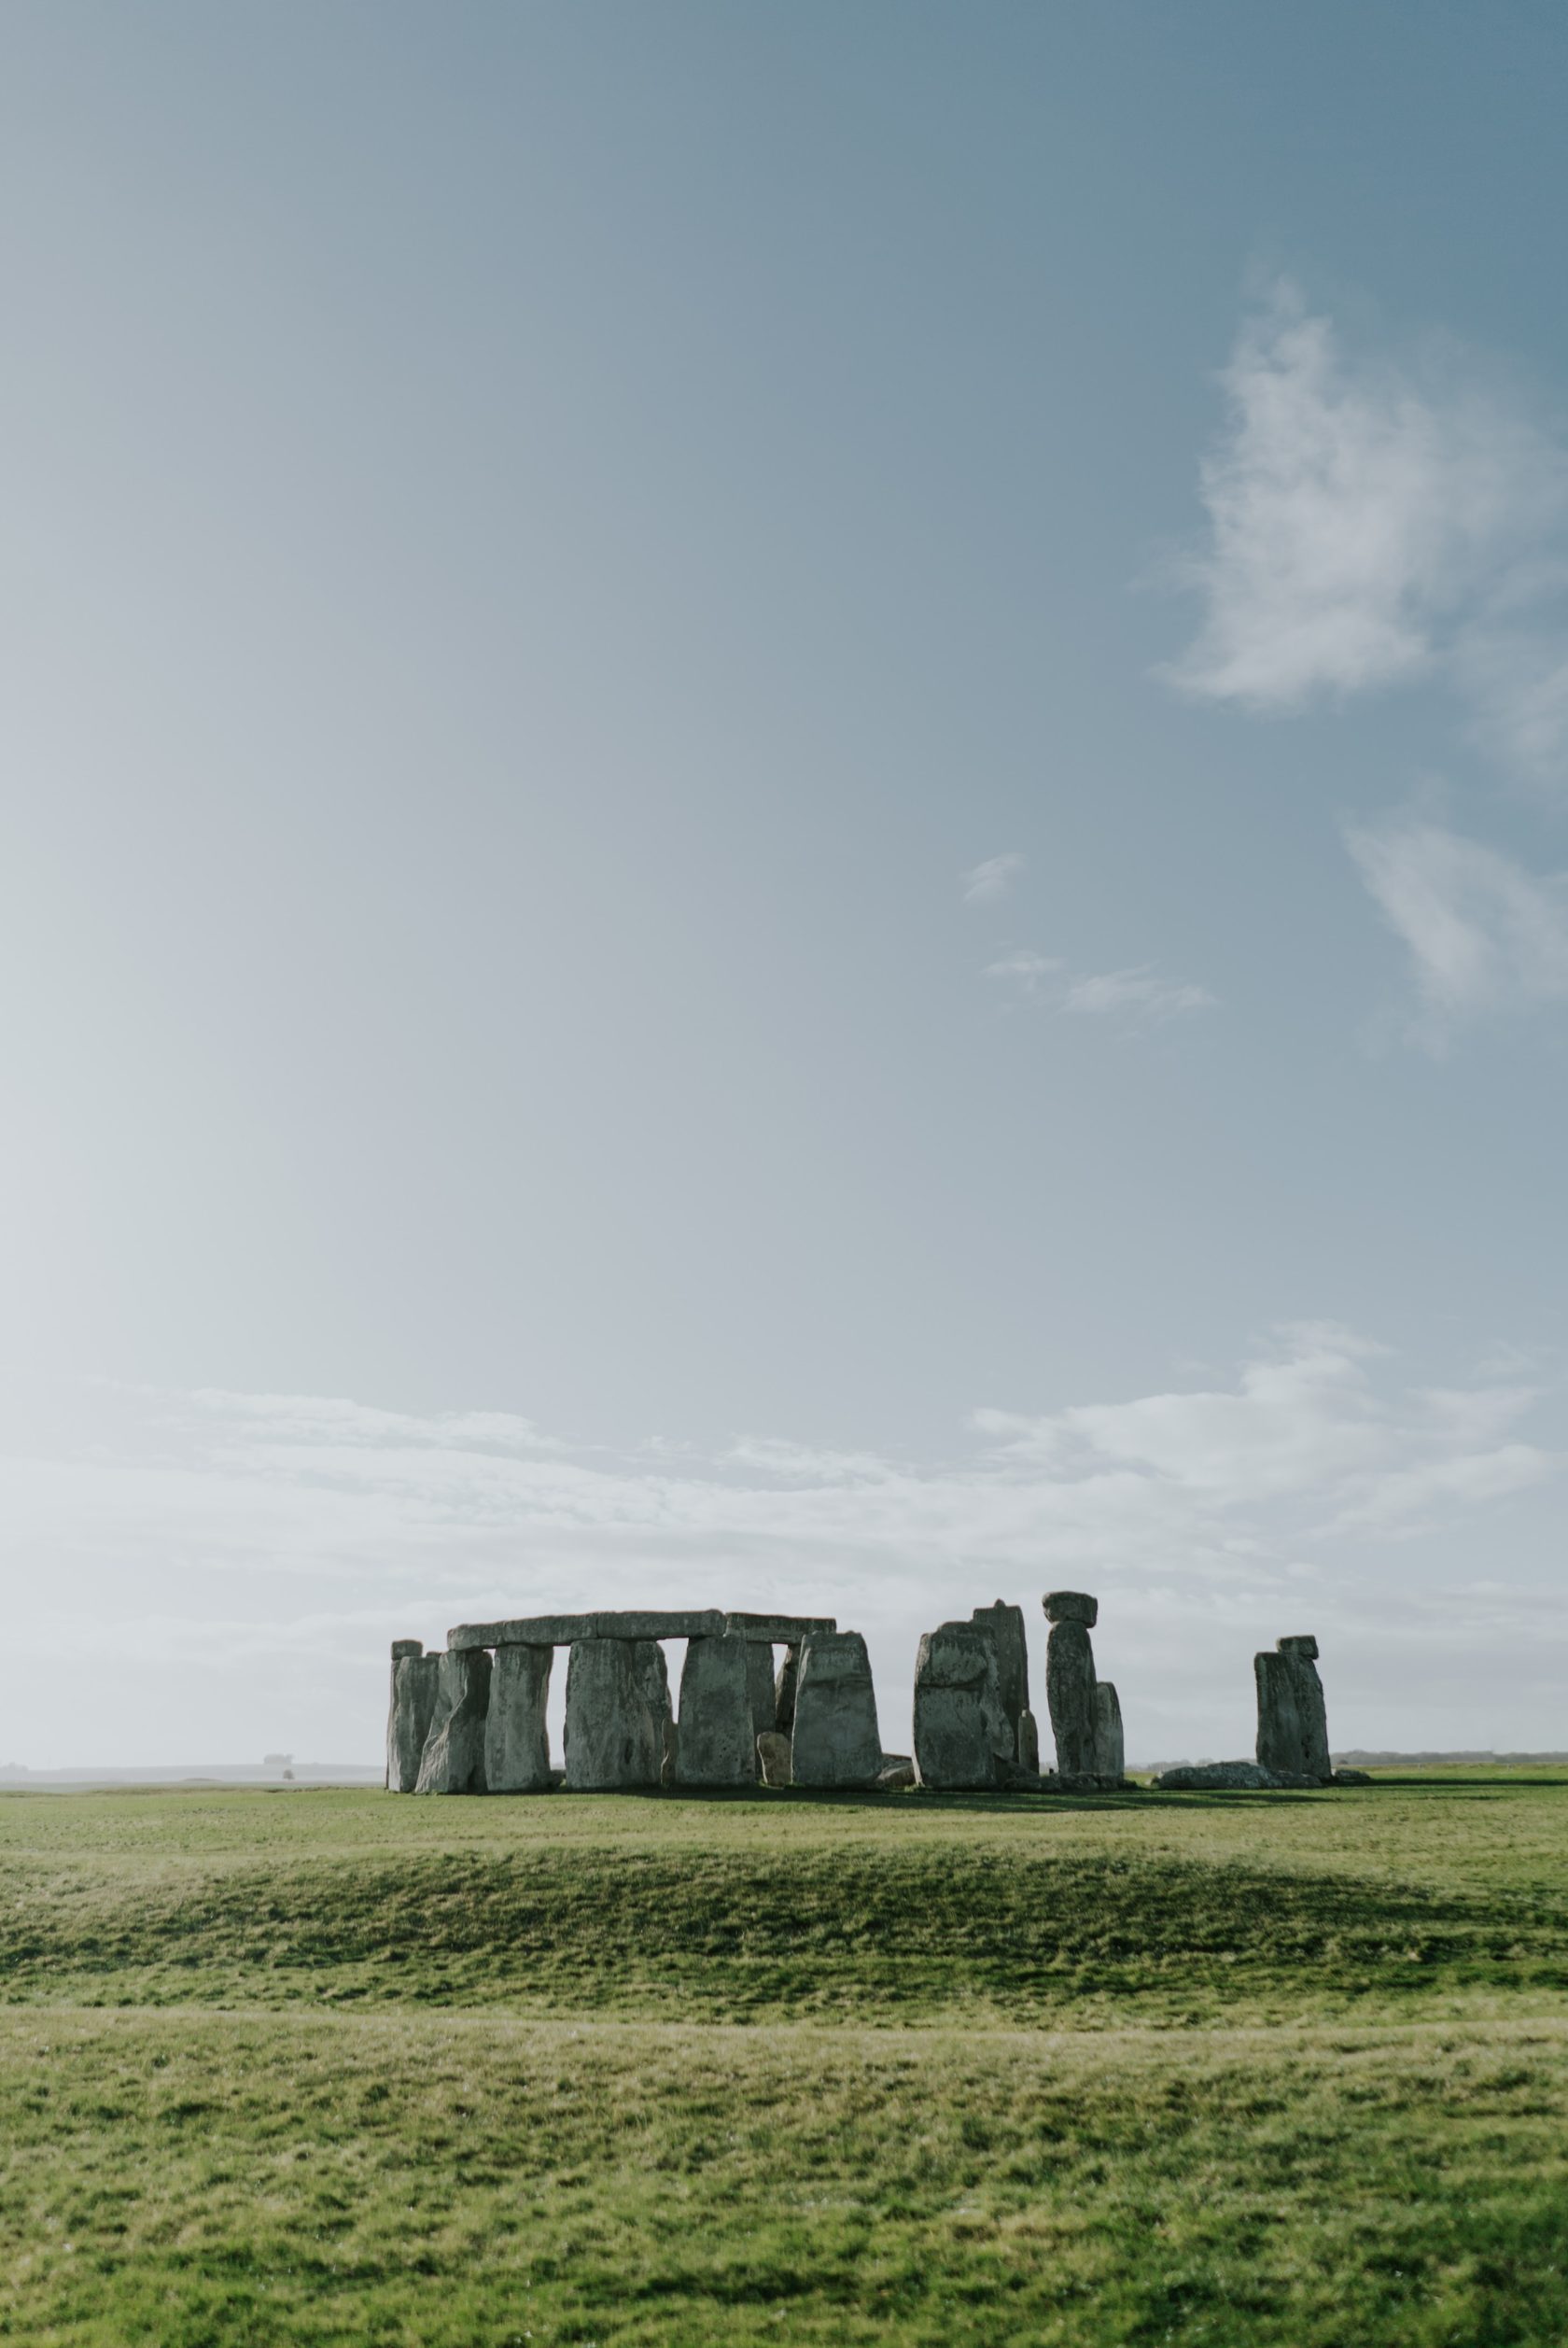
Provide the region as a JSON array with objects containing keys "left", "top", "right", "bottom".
[
  {"left": 598, "top": 1609, "right": 726, "bottom": 1642},
  {"left": 877, "top": 1756, "right": 916, "bottom": 1790},
  {"left": 386, "top": 1644, "right": 441, "bottom": 1793},
  {"left": 723, "top": 1613, "right": 837, "bottom": 1642},
  {"left": 971, "top": 1599, "right": 1031, "bottom": 1763},
  {"left": 634, "top": 1638, "right": 673, "bottom": 1740},
  {"left": 676, "top": 1632, "right": 758, "bottom": 1786},
  {"left": 1255, "top": 1638, "right": 1331, "bottom": 1782},
  {"left": 449, "top": 1614, "right": 594, "bottom": 1651},
  {"left": 774, "top": 1644, "right": 800, "bottom": 1734},
  {"left": 757, "top": 1730, "right": 792, "bottom": 1786},
  {"left": 562, "top": 1638, "right": 662, "bottom": 1790},
  {"left": 1017, "top": 1708, "right": 1041, "bottom": 1775},
  {"left": 1045, "top": 1620, "right": 1098, "bottom": 1779},
  {"left": 1042, "top": 1590, "right": 1099, "bottom": 1628},
  {"left": 744, "top": 1640, "right": 777, "bottom": 1742},
  {"left": 1278, "top": 1633, "right": 1319, "bottom": 1661},
  {"left": 913, "top": 1622, "right": 1014, "bottom": 1790},
  {"left": 1333, "top": 1766, "right": 1373, "bottom": 1785},
  {"left": 448, "top": 1609, "right": 726, "bottom": 1652},
  {"left": 483, "top": 1643, "right": 553, "bottom": 1793},
  {"left": 1153, "top": 1761, "right": 1276, "bottom": 1790},
  {"left": 791, "top": 1631, "right": 882, "bottom": 1787},
  {"left": 661, "top": 1716, "right": 679, "bottom": 1787},
  {"left": 1093, "top": 1681, "right": 1125, "bottom": 1786},
  {"left": 414, "top": 1649, "right": 492, "bottom": 1794}
]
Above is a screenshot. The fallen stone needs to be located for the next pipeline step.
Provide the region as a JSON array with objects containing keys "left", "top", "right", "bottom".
[
  {"left": 1333, "top": 1766, "right": 1373, "bottom": 1786},
  {"left": 1152, "top": 1761, "right": 1277, "bottom": 1790},
  {"left": 1042, "top": 1590, "right": 1099, "bottom": 1628},
  {"left": 756, "top": 1730, "right": 792, "bottom": 1786},
  {"left": 483, "top": 1643, "right": 553, "bottom": 1793},
  {"left": 791, "top": 1630, "right": 882, "bottom": 1787},
  {"left": 562, "top": 1638, "right": 663, "bottom": 1790},
  {"left": 1093, "top": 1680, "right": 1125, "bottom": 1787},
  {"left": 877, "top": 1757, "right": 916, "bottom": 1790},
  {"left": 744, "top": 1639, "right": 777, "bottom": 1743},
  {"left": 676, "top": 1632, "right": 758, "bottom": 1786},
  {"left": 386, "top": 1642, "right": 441, "bottom": 1793},
  {"left": 913, "top": 1621, "right": 1014, "bottom": 1790},
  {"left": 414, "top": 1649, "right": 493, "bottom": 1794},
  {"left": 1045, "top": 1618, "right": 1098, "bottom": 1779}
]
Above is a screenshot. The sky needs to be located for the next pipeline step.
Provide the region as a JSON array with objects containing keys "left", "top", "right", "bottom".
[{"left": 4, "top": 1, "right": 1568, "bottom": 1767}]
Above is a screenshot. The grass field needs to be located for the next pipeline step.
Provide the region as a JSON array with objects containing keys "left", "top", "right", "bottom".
[{"left": 3, "top": 1772, "right": 1566, "bottom": 2344}]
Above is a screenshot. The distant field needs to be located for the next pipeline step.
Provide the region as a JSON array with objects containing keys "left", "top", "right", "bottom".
[{"left": 3, "top": 1773, "right": 1566, "bottom": 2343}]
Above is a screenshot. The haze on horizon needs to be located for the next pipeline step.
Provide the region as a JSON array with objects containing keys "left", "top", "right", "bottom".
[{"left": 4, "top": 2, "right": 1567, "bottom": 1770}]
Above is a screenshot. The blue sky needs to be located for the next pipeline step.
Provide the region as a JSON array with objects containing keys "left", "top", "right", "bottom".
[{"left": 4, "top": 3, "right": 1568, "bottom": 1765}]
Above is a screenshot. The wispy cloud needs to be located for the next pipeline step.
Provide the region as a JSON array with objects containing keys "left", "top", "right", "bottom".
[
  {"left": 1061, "top": 967, "right": 1217, "bottom": 1022},
  {"left": 1, "top": 1336, "right": 1561, "bottom": 1761},
  {"left": 986, "top": 952, "right": 1214, "bottom": 1027},
  {"left": 1345, "top": 812, "right": 1568, "bottom": 1045},
  {"left": 1163, "top": 282, "right": 1568, "bottom": 781},
  {"left": 962, "top": 851, "right": 1025, "bottom": 904}
]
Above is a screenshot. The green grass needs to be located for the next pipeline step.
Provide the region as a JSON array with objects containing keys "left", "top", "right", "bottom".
[{"left": 3, "top": 1774, "right": 1567, "bottom": 2342}]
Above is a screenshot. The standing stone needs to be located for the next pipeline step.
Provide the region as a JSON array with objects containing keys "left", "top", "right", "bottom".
[
  {"left": 970, "top": 1601, "right": 1031, "bottom": 1764},
  {"left": 563, "top": 1638, "right": 664, "bottom": 1790},
  {"left": 913, "top": 1622, "right": 1014, "bottom": 1790},
  {"left": 790, "top": 1631, "right": 881, "bottom": 1788},
  {"left": 634, "top": 1640, "right": 672, "bottom": 1742},
  {"left": 774, "top": 1644, "right": 801, "bottom": 1735},
  {"left": 1093, "top": 1681, "right": 1124, "bottom": 1786},
  {"left": 745, "top": 1640, "right": 777, "bottom": 1744},
  {"left": 756, "top": 1729, "right": 792, "bottom": 1786},
  {"left": 386, "top": 1640, "right": 441, "bottom": 1793},
  {"left": 1043, "top": 1595, "right": 1099, "bottom": 1783},
  {"left": 483, "top": 1644, "right": 553, "bottom": 1793},
  {"left": 1017, "top": 1708, "right": 1041, "bottom": 1775},
  {"left": 677, "top": 1632, "right": 758, "bottom": 1786},
  {"left": 1255, "top": 1635, "right": 1331, "bottom": 1782},
  {"left": 414, "top": 1648, "right": 493, "bottom": 1794}
]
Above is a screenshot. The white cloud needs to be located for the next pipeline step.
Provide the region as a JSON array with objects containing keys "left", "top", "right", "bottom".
[
  {"left": 962, "top": 851, "right": 1025, "bottom": 903},
  {"left": 1164, "top": 283, "right": 1568, "bottom": 780},
  {"left": 1345, "top": 813, "right": 1568, "bottom": 1042},
  {"left": 1, "top": 1329, "right": 1559, "bottom": 1765},
  {"left": 986, "top": 952, "right": 1214, "bottom": 1027},
  {"left": 1061, "top": 967, "right": 1217, "bottom": 1022}
]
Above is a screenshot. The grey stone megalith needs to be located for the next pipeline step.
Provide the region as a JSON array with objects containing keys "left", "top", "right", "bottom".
[
  {"left": 791, "top": 1630, "right": 881, "bottom": 1788},
  {"left": 1255, "top": 1635, "right": 1332, "bottom": 1781},
  {"left": 386, "top": 1639, "right": 441, "bottom": 1793},
  {"left": 1093, "top": 1681, "right": 1125, "bottom": 1785},
  {"left": 913, "top": 1621, "right": 1015, "bottom": 1790},
  {"left": 563, "top": 1637, "right": 664, "bottom": 1791},
  {"left": 677, "top": 1631, "right": 758, "bottom": 1786},
  {"left": 414, "top": 1648, "right": 493, "bottom": 1794},
  {"left": 1043, "top": 1591, "right": 1099, "bottom": 1784},
  {"left": 484, "top": 1643, "right": 553, "bottom": 1793},
  {"left": 756, "top": 1729, "right": 792, "bottom": 1786},
  {"left": 970, "top": 1600, "right": 1030, "bottom": 1766},
  {"left": 745, "top": 1639, "right": 777, "bottom": 1745}
]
